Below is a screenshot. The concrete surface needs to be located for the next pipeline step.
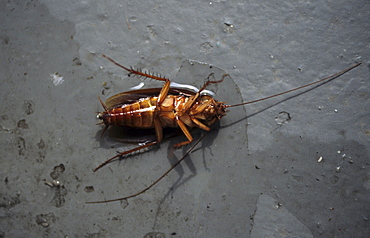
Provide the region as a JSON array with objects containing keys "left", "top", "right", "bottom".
[{"left": 0, "top": 0, "right": 369, "bottom": 237}]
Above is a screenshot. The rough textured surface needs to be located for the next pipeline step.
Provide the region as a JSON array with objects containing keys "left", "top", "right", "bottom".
[
  {"left": 251, "top": 195, "right": 313, "bottom": 238},
  {"left": 0, "top": 0, "right": 369, "bottom": 237}
]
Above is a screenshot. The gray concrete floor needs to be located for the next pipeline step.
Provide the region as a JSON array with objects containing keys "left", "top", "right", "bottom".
[{"left": 0, "top": 1, "right": 369, "bottom": 237}]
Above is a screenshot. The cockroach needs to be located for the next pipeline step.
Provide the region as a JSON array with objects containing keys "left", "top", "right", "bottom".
[{"left": 86, "top": 54, "right": 361, "bottom": 204}]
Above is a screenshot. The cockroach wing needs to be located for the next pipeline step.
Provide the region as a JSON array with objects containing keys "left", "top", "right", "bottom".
[
  {"left": 105, "top": 88, "right": 161, "bottom": 110},
  {"left": 105, "top": 87, "right": 196, "bottom": 110}
]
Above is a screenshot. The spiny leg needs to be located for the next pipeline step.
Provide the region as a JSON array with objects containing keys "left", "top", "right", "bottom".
[
  {"left": 101, "top": 54, "right": 169, "bottom": 82},
  {"left": 86, "top": 133, "right": 206, "bottom": 204},
  {"left": 93, "top": 141, "right": 158, "bottom": 172},
  {"left": 94, "top": 111, "right": 165, "bottom": 172}
]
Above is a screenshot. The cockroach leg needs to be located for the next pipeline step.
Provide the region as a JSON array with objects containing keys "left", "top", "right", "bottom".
[
  {"left": 86, "top": 133, "right": 206, "bottom": 204},
  {"left": 93, "top": 141, "right": 158, "bottom": 172}
]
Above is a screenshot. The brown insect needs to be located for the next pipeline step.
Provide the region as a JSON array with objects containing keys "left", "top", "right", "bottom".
[{"left": 86, "top": 54, "right": 361, "bottom": 204}]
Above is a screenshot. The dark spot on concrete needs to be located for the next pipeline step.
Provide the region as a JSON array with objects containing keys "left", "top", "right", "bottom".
[
  {"left": 73, "top": 57, "right": 82, "bottom": 66},
  {"left": 37, "top": 139, "right": 45, "bottom": 149},
  {"left": 51, "top": 185, "right": 67, "bottom": 208},
  {"left": 1, "top": 35, "right": 9, "bottom": 45},
  {"left": 16, "top": 137, "right": 26, "bottom": 156},
  {"left": 36, "top": 139, "right": 46, "bottom": 162},
  {"left": 0, "top": 193, "right": 21, "bottom": 208},
  {"left": 329, "top": 175, "right": 339, "bottom": 184},
  {"left": 120, "top": 199, "right": 129, "bottom": 209},
  {"left": 84, "top": 186, "right": 95, "bottom": 193},
  {"left": 17, "top": 119, "right": 29, "bottom": 129},
  {"left": 36, "top": 213, "right": 56, "bottom": 227},
  {"left": 50, "top": 164, "right": 65, "bottom": 180},
  {"left": 275, "top": 111, "right": 291, "bottom": 125},
  {"left": 22, "top": 100, "right": 34, "bottom": 115},
  {"left": 144, "top": 232, "right": 166, "bottom": 238}
]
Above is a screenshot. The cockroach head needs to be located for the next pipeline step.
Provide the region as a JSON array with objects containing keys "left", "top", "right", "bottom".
[
  {"left": 215, "top": 101, "right": 227, "bottom": 118},
  {"left": 198, "top": 95, "right": 227, "bottom": 120}
]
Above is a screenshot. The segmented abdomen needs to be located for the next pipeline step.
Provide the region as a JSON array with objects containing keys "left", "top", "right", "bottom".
[{"left": 107, "top": 97, "right": 157, "bottom": 128}]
